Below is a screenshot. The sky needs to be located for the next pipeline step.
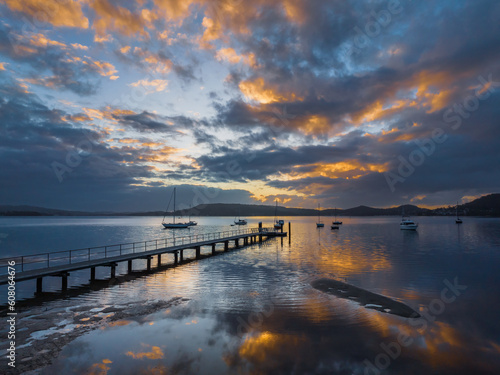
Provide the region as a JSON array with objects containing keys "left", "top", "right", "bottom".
[{"left": 0, "top": 0, "right": 499, "bottom": 212}]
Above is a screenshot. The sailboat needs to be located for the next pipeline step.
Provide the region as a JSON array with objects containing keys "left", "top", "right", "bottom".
[
  {"left": 187, "top": 205, "right": 197, "bottom": 226},
  {"left": 332, "top": 207, "right": 342, "bottom": 225},
  {"left": 162, "top": 188, "right": 190, "bottom": 229},
  {"left": 316, "top": 203, "right": 324, "bottom": 227},
  {"left": 455, "top": 201, "right": 463, "bottom": 224},
  {"left": 400, "top": 206, "right": 418, "bottom": 230},
  {"left": 234, "top": 217, "right": 247, "bottom": 225},
  {"left": 274, "top": 199, "right": 284, "bottom": 229},
  {"left": 234, "top": 209, "right": 247, "bottom": 225}
]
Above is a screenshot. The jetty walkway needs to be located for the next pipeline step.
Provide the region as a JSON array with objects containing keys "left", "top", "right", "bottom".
[{"left": 0, "top": 226, "right": 287, "bottom": 293}]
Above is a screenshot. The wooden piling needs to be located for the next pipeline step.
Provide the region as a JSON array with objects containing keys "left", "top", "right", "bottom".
[
  {"left": 212, "top": 243, "right": 216, "bottom": 255},
  {"left": 36, "top": 277, "right": 43, "bottom": 294},
  {"left": 61, "top": 274, "right": 68, "bottom": 291},
  {"left": 90, "top": 267, "right": 96, "bottom": 281},
  {"left": 195, "top": 246, "right": 201, "bottom": 259},
  {"left": 128, "top": 260, "right": 132, "bottom": 273}
]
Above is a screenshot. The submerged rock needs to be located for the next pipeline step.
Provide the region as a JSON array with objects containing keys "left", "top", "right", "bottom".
[{"left": 311, "top": 278, "right": 420, "bottom": 318}]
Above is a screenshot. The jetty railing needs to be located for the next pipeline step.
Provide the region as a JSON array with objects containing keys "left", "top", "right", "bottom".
[{"left": 0, "top": 227, "right": 277, "bottom": 275}]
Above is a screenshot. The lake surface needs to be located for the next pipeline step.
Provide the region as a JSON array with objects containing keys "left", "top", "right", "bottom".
[{"left": 1, "top": 216, "right": 500, "bottom": 374}]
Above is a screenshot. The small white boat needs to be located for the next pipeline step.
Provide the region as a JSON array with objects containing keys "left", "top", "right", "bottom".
[
  {"left": 400, "top": 219, "right": 418, "bottom": 230},
  {"left": 316, "top": 203, "right": 324, "bottom": 227},
  {"left": 186, "top": 206, "right": 197, "bottom": 226},
  {"left": 455, "top": 201, "right": 462, "bottom": 224},
  {"left": 400, "top": 206, "right": 418, "bottom": 230},
  {"left": 332, "top": 207, "right": 342, "bottom": 225},
  {"left": 274, "top": 199, "right": 284, "bottom": 229},
  {"left": 274, "top": 220, "right": 285, "bottom": 229},
  {"left": 234, "top": 219, "right": 247, "bottom": 225},
  {"left": 162, "top": 188, "right": 190, "bottom": 229}
]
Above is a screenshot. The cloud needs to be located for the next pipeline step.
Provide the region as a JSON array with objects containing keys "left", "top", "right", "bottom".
[
  {"left": 129, "top": 79, "right": 169, "bottom": 93},
  {"left": 112, "top": 111, "right": 182, "bottom": 134},
  {"left": 89, "top": 0, "right": 152, "bottom": 38},
  {"left": 2, "top": 0, "right": 89, "bottom": 28}
]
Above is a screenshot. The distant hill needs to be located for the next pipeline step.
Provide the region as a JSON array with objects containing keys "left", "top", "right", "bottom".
[
  {"left": 0, "top": 205, "right": 112, "bottom": 216},
  {"left": 1, "top": 194, "right": 499, "bottom": 217}
]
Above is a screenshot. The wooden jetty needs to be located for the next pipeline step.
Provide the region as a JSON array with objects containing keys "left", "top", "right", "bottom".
[{"left": 0, "top": 227, "right": 287, "bottom": 294}]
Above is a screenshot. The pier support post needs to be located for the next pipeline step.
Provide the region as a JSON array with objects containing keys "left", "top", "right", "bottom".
[
  {"left": 224, "top": 241, "right": 229, "bottom": 251},
  {"left": 147, "top": 257, "right": 152, "bottom": 271},
  {"left": 180, "top": 250, "right": 184, "bottom": 262},
  {"left": 128, "top": 260, "right": 132, "bottom": 273},
  {"left": 195, "top": 246, "right": 201, "bottom": 259},
  {"left": 259, "top": 234, "right": 262, "bottom": 243},
  {"left": 174, "top": 251, "right": 178, "bottom": 265},
  {"left": 289, "top": 222, "right": 291, "bottom": 244},
  {"left": 110, "top": 264, "right": 116, "bottom": 279},
  {"left": 62, "top": 274, "right": 68, "bottom": 291},
  {"left": 90, "top": 267, "right": 96, "bottom": 281},
  {"left": 235, "top": 239, "right": 239, "bottom": 248},
  {"left": 212, "top": 243, "right": 216, "bottom": 255},
  {"left": 157, "top": 254, "right": 162, "bottom": 267},
  {"left": 36, "top": 277, "right": 43, "bottom": 294}
]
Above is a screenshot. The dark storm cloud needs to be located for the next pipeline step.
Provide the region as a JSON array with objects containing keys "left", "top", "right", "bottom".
[
  {"left": 0, "top": 82, "right": 257, "bottom": 211},
  {"left": 0, "top": 83, "right": 152, "bottom": 207},
  {"left": 0, "top": 26, "right": 101, "bottom": 96},
  {"left": 112, "top": 111, "right": 197, "bottom": 134}
]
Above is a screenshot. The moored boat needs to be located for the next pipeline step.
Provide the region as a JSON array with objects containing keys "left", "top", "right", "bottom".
[
  {"left": 455, "top": 201, "right": 463, "bottom": 224},
  {"left": 162, "top": 188, "right": 190, "bottom": 229},
  {"left": 316, "top": 203, "right": 324, "bottom": 227},
  {"left": 400, "top": 206, "right": 418, "bottom": 230}
]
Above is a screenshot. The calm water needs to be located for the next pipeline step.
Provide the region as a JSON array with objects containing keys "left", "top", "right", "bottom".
[{"left": 1, "top": 216, "right": 500, "bottom": 374}]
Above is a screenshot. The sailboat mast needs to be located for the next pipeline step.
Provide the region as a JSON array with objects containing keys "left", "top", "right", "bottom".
[{"left": 173, "top": 188, "right": 176, "bottom": 224}]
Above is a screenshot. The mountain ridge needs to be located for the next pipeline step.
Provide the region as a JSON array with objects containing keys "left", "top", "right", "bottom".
[{"left": 1, "top": 194, "right": 499, "bottom": 217}]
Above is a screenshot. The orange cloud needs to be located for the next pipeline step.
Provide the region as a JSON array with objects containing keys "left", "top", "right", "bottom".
[
  {"left": 200, "top": 17, "right": 221, "bottom": 48},
  {"left": 94, "top": 34, "right": 113, "bottom": 43},
  {"left": 120, "top": 45, "right": 131, "bottom": 54},
  {"left": 82, "top": 58, "right": 118, "bottom": 77},
  {"left": 0, "top": 62, "right": 6, "bottom": 71},
  {"left": 117, "top": 138, "right": 141, "bottom": 144},
  {"left": 132, "top": 47, "right": 173, "bottom": 74},
  {"left": 2, "top": 0, "right": 89, "bottom": 28},
  {"left": 153, "top": 0, "right": 197, "bottom": 21},
  {"left": 282, "top": 0, "right": 307, "bottom": 23},
  {"left": 28, "top": 33, "right": 67, "bottom": 48},
  {"left": 90, "top": 0, "right": 151, "bottom": 38},
  {"left": 216, "top": 48, "right": 256, "bottom": 67},
  {"left": 71, "top": 43, "right": 89, "bottom": 50},
  {"left": 129, "top": 79, "right": 169, "bottom": 93},
  {"left": 239, "top": 77, "right": 303, "bottom": 104}
]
